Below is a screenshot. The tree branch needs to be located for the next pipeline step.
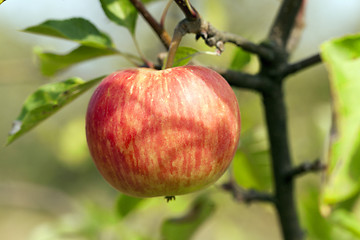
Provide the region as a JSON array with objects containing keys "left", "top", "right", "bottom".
[
  {"left": 173, "top": 0, "right": 199, "bottom": 20},
  {"left": 216, "top": 69, "right": 272, "bottom": 92},
  {"left": 284, "top": 53, "right": 322, "bottom": 76},
  {"left": 203, "top": 23, "right": 274, "bottom": 60},
  {"left": 129, "top": 0, "right": 171, "bottom": 49},
  {"left": 286, "top": 0, "right": 307, "bottom": 52},
  {"left": 268, "top": 0, "right": 303, "bottom": 48},
  {"left": 169, "top": 17, "right": 274, "bottom": 60},
  {"left": 168, "top": 2, "right": 309, "bottom": 239},
  {"left": 285, "top": 159, "right": 327, "bottom": 180},
  {"left": 262, "top": 86, "right": 304, "bottom": 240},
  {"left": 222, "top": 182, "right": 275, "bottom": 204}
]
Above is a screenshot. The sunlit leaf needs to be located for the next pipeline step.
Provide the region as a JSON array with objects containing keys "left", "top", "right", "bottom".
[
  {"left": 115, "top": 194, "right": 144, "bottom": 218},
  {"left": 100, "top": 0, "right": 138, "bottom": 35},
  {"left": 233, "top": 127, "right": 272, "bottom": 191},
  {"left": 24, "top": 18, "right": 113, "bottom": 48},
  {"left": 233, "top": 151, "right": 259, "bottom": 189},
  {"left": 172, "top": 47, "right": 199, "bottom": 67},
  {"left": 162, "top": 47, "right": 199, "bottom": 69},
  {"left": 35, "top": 46, "right": 118, "bottom": 76},
  {"left": 229, "top": 47, "right": 251, "bottom": 71},
  {"left": 161, "top": 194, "right": 215, "bottom": 240},
  {"left": 7, "top": 76, "right": 104, "bottom": 145},
  {"left": 320, "top": 34, "right": 360, "bottom": 205},
  {"left": 0, "top": 0, "right": 6, "bottom": 5},
  {"left": 299, "top": 188, "right": 333, "bottom": 240}
]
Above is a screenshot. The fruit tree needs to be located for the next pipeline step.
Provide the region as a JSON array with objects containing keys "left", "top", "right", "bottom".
[{"left": 2, "top": 0, "right": 360, "bottom": 239}]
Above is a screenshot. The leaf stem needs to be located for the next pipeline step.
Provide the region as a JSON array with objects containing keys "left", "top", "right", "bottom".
[
  {"left": 131, "top": 35, "right": 154, "bottom": 68},
  {"left": 129, "top": 0, "right": 171, "bottom": 49},
  {"left": 164, "top": 30, "right": 183, "bottom": 69},
  {"left": 113, "top": 49, "right": 143, "bottom": 67},
  {"left": 160, "top": 0, "right": 173, "bottom": 28}
]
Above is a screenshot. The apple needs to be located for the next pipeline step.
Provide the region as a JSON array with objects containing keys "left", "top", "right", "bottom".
[{"left": 85, "top": 66, "right": 241, "bottom": 198}]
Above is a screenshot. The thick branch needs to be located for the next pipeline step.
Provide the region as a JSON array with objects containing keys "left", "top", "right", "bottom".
[
  {"left": 268, "top": 0, "right": 303, "bottom": 48},
  {"left": 216, "top": 69, "right": 272, "bottom": 92},
  {"left": 262, "top": 86, "right": 304, "bottom": 240},
  {"left": 284, "top": 53, "right": 322, "bottom": 76},
  {"left": 130, "top": 0, "right": 171, "bottom": 49}
]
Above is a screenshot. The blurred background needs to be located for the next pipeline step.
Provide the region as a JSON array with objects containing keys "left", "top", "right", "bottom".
[{"left": 1, "top": 0, "right": 360, "bottom": 239}]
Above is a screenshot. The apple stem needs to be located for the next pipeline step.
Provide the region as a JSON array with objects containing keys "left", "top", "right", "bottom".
[
  {"left": 164, "top": 29, "right": 183, "bottom": 69},
  {"left": 164, "top": 0, "right": 201, "bottom": 69}
]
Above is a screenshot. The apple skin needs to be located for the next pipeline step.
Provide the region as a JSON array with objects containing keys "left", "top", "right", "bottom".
[{"left": 86, "top": 66, "right": 241, "bottom": 197}]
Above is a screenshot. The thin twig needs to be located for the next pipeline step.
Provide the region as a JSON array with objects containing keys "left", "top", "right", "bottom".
[
  {"left": 203, "top": 24, "right": 274, "bottom": 60},
  {"left": 173, "top": 0, "right": 199, "bottom": 20},
  {"left": 284, "top": 53, "right": 322, "bottom": 76},
  {"left": 131, "top": 35, "right": 154, "bottom": 68},
  {"left": 285, "top": 159, "right": 327, "bottom": 180},
  {"left": 129, "top": 0, "right": 171, "bottom": 49},
  {"left": 222, "top": 182, "right": 275, "bottom": 204},
  {"left": 160, "top": 0, "right": 173, "bottom": 28},
  {"left": 168, "top": 18, "right": 274, "bottom": 61}
]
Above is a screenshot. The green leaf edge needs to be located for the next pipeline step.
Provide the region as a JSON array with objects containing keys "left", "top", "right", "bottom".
[
  {"left": 320, "top": 34, "right": 360, "bottom": 205},
  {"left": 23, "top": 18, "right": 114, "bottom": 49},
  {"left": 7, "top": 75, "right": 105, "bottom": 145}
]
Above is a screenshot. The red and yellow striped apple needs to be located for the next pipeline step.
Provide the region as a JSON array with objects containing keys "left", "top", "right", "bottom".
[{"left": 85, "top": 66, "right": 241, "bottom": 197}]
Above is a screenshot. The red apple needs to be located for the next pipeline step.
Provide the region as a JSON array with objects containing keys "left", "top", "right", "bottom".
[{"left": 86, "top": 66, "right": 241, "bottom": 197}]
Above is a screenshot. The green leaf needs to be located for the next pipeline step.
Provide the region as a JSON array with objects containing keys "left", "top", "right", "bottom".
[
  {"left": 162, "top": 47, "right": 199, "bottom": 69},
  {"left": 320, "top": 34, "right": 360, "bottom": 205},
  {"left": 35, "top": 46, "right": 118, "bottom": 76},
  {"left": 161, "top": 194, "right": 215, "bottom": 240},
  {"left": 7, "top": 76, "right": 104, "bottom": 145},
  {"left": 24, "top": 18, "right": 113, "bottom": 48},
  {"left": 233, "top": 127, "right": 272, "bottom": 191},
  {"left": 100, "top": 0, "right": 138, "bottom": 35},
  {"left": 115, "top": 194, "right": 144, "bottom": 218},
  {"left": 229, "top": 47, "right": 251, "bottom": 71},
  {"left": 299, "top": 189, "right": 333, "bottom": 240},
  {"left": 233, "top": 151, "right": 267, "bottom": 190},
  {"left": 173, "top": 47, "right": 199, "bottom": 67}
]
